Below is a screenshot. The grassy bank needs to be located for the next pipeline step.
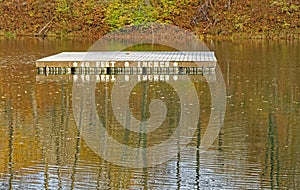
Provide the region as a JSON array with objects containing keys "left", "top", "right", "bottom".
[{"left": 0, "top": 0, "right": 300, "bottom": 39}]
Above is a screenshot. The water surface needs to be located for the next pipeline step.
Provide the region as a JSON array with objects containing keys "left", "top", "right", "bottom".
[{"left": 0, "top": 37, "right": 300, "bottom": 189}]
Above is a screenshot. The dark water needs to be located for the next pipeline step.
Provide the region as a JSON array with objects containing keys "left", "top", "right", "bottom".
[{"left": 0, "top": 37, "right": 300, "bottom": 189}]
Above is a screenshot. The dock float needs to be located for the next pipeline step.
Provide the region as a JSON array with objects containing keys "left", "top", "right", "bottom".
[{"left": 36, "top": 51, "right": 217, "bottom": 75}]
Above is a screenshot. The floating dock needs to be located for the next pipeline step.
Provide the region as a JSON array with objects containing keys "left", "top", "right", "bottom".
[{"left": 36, "top": 51, "right": 217, "bottom": 75}]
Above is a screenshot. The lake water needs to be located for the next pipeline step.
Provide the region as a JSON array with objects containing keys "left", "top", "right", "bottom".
[{"left": 0, "top": 37, "right": 300, "bottom": 189}]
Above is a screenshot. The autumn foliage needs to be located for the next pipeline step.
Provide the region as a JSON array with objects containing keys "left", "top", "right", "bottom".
[{"left": 0, "top": 0, "right": 300, "bottom": 39}]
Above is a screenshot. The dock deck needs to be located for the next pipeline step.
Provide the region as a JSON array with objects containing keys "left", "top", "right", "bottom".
[{"left": 36, "top": 51, "right": 217, "bottom": 75}]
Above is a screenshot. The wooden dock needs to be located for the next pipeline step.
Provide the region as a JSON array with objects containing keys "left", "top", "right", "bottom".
[{"left": 36, "top": 51, "right": 217, "bottom": 75}]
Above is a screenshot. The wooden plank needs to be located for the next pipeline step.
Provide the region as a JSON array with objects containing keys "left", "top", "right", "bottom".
[{"left": 36, "top": 51, "right": 217, "bottom": 68}]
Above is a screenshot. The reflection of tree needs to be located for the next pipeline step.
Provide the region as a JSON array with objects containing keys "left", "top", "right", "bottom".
[
  {"left": 195, "top": 121, "right": 201, "bottom": 189},
  {"left": 7, "top": 100, "right": 14, "bottom": 189},
  {"left": 70, "top": 128, "right": 80, "bottom": 189},
  {"left": 0, "top": 64, "right": 43, "bottom": 186},
  {"left": 263, "top": 113, "right": 280, "bottom": 188},
  {"left": 2, "top": 39, "right": 300, "bottom": 188},
  {"left": 212, "top": 40, "right": 300, "bottom": 188}
]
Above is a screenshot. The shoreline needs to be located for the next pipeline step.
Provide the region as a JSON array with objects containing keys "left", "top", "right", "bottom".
[{"left": 1, "top": 31, "right": 300, "bottom": 41}]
